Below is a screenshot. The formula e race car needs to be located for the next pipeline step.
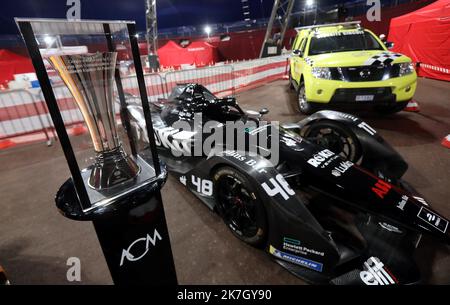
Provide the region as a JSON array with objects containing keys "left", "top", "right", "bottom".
[{"left": 125, "top": 84, "right": 449, "bottom": 285}]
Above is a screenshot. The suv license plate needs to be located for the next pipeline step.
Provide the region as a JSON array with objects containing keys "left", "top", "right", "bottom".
[{"left": 355, "top": 95, "right": 374, "bottom": 102}]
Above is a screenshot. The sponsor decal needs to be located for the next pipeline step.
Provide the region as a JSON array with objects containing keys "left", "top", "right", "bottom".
[
  {"left": 331, "top": 160, "right": 353, "bottom": 177},
  {"left": 378, "top": 222, "right": 403, "bottom": 234},
  {"left": 224, "top": 151, "right": 246, "bottom": 161},
  {"left": 191, "top": 175, "right": 213, "bottom": 196},
  {"left": 413, "top": 196, "right": 429, "bottom": 206},
  {"left": 371, "top": 179, "right": 391, "bottom": 199},
  {"left": 152, "top": 113, "right": 280, "bottom": 164},
  {"left": 187, "top": 47, "right": 205, "bottom": 52},
  {"left": 396, "top": 195, "right": 408, "bottom": 211},
  {"left": 282, "top": 137, "right": 298, "bottom": 147},
  {"left": 261, "top": 174, "right": 295, "bottom": 200},
  {"left": 360, "top": 257, "right": 398, "bottom": 285},
  {"left": 357, "top": 121, "right": 376, "bottom": 135},
  {"left": 307, "top": 149, "right": 336, "bottom": 168},
  {"left": 269, "top": 245, "right": 323, "bottom": 272},
  {"left": 120, "top": 229, "right": 162, "bottom": 267},
  {"left": 417, "top": 207, "right": 448, "bottom": 233},
  {"left": 154, "top": 126, "right": 193, "bottom": 155},
  {"left": 282, "top": 237, "right": 325, "bottom": 257},
  {"left": 335, "top": 112, "right": 359, "bottom": 122},
  {"left": 223, "top": 151, "right": 268, "bottom": 174},
  {"left": 316, "top": 30, "right": 364, "bottom": 38}
]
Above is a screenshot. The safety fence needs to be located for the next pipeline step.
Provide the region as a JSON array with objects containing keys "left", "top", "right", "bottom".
[{"left": 0, "top": 55, "right": 289, "bottom": 149}]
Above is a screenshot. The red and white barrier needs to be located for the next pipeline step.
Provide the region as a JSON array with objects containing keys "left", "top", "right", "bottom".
[
  {"left": 0, "top": 136, "right": 15, "bottom": 150},
  {"left": 441, "top": 135, "right": 450, "bottom": 149},
  {"left": 0, "top": 55, "right": 289, "bottom": 148}
]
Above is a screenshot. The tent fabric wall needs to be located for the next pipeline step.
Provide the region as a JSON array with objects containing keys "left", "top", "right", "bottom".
[
  {"left": 157, "top": 40, "right": 219, "bottom": 68},
  {"left": 0, "top": 49, "right": 35, "bottom": 86},
  {"left": 351, "top": 0, "right": 435, "bottom": 36},
  {"left": 184, "top": 41, "right": 219, "bottom": 67},
  {"left": 157, "top": 40, "right": 186, "bottom": 67},
  {"left": 388, "top": 0, "right": 450, "bottom": 82}
]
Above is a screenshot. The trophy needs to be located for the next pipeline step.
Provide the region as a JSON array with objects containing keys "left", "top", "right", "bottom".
[{"left": 49, "top": 52, "right": 140, "bottom": 190}]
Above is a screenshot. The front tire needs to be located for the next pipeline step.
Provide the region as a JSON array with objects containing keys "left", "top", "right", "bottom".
[
  {"left": 213, "top": 166, "right": 267, "bottom": 247},
  {"left": 303, "top": 120, "right": 362, "bottom": 163},
  {"left": 288, "top": 71, "right": 294, "bottom": 90},
  {"left": 297, "top": 81, "right": 316, "bottom": 114}
]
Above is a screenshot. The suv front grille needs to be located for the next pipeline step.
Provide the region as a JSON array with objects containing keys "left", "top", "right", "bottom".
[{"left": 330, "top": 64, "right": 401, "bottom": 82}]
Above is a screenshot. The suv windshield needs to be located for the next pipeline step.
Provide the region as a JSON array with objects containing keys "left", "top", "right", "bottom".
[{"left": 308, "top": 31, "right": 384, "bottom": 55}]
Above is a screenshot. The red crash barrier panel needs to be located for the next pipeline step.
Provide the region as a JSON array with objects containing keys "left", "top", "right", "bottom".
[{"left": 0, "top": 55, "right": 289, "bottom": 149}]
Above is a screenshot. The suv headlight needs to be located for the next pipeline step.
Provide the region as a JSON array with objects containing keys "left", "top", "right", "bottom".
[
  {"left": 398, "top": 62, "right": 415, "bottom": 76},
  {"left": 311, "top": 67, "right": 332, "bottom": 80}
]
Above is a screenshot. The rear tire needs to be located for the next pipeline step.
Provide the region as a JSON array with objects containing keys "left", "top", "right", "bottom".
[
  {"left": 298, "top": 81, "right": 316, "bottom": 114},
  {"left": 213, "top": 166, "right": 267, "bottom": 247}
]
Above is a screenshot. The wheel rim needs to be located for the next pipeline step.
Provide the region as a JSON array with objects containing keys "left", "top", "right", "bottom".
[
  {"left": 307, "top": 127, "right": 355, "bottom": 160},
  {"left": 216, "top": 175, "right": 258, "bottom": 237},
  {"left": 298, "top": 86, "right": 307, "bottom": 110}
]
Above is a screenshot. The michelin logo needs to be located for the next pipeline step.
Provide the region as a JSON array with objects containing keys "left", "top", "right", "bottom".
[{"left": 269, "top": 245, "right": 323, "bottom": 272}]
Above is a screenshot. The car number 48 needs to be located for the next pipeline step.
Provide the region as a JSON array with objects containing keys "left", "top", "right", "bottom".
[{"left": 191, "top": 176, "right": 213, "bottom": 196}]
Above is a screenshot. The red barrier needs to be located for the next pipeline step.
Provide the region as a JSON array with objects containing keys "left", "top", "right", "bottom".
[{"left": 0, "top": 56, "right": 289, "bottom": 149}]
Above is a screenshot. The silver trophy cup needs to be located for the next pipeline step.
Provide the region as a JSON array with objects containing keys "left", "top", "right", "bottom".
[{"left": 49, "top": 52, "right": 139, "bottom": 190}]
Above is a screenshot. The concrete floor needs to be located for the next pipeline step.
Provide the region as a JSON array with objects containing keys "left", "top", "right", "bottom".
[{"left": 0, "top": 77, "right": 449, "bottom": 284}]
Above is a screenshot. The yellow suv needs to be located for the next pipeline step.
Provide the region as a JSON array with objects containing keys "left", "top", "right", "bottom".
[{"left": 289, "top": 22, "right": 417, "bottom": 114}]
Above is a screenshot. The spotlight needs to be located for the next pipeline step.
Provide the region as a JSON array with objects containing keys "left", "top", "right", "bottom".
[
  {"left": 204, "top": 25, "right": 212, "bottom": 36},
  {"left": 44, "top": 35, "right": 54, "bottom": 46}
]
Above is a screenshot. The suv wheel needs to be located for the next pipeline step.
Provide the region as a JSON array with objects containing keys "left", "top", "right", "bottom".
[{"left": 298, "top": 82, "right": 316, "bottom": 114}]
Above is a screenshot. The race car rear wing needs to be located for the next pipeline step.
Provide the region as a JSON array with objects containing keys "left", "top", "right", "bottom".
[{"left": 295, "top": 21, "right": 361, "bottom": 32}]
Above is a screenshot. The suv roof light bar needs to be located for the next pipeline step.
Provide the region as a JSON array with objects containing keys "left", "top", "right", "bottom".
[{"left": 295, "top": 21, "right": 361, "bottom": 32}]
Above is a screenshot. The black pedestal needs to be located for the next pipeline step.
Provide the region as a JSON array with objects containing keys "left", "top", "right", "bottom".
[{"left": 55, "top": 166, "right": 177, "bottom": 285}]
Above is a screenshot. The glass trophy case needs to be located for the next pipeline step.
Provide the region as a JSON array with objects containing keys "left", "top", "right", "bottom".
[
  {"left": 16, "top": 18, "right": 177, "bottom": 284},
  {"left": 15, "top": 18, "right": 164, "bottom": 217}
]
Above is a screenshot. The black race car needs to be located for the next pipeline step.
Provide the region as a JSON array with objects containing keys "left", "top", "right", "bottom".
[{"left": 125, "top": 84, "right": 449, "bottom": 285}]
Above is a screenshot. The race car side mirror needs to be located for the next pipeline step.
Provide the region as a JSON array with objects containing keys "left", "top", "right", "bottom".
[
  {"left": 384, "top": 41, "right": 394, "bottom": 49},
  {"left": 259, "top": 108, "right": 269, "bottom": 116},
  {"left": 292, "top": 49, "right": 303, "bottom": 57}
]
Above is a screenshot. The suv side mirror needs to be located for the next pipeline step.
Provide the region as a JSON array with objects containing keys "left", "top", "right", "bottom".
[
  {"left": 292, "top": 49, "right": 303, "bottom": 57},
  {"left": 259, "top": 108, "right": 269, "bottom": 116},
  {"left": 384, "top": 41, "right": 394, "bottom": 49}
]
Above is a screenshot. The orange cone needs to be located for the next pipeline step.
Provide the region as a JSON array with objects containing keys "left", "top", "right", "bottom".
[
  {"left": 404, "top": 100, "right": 420, "bottom": 112},
  {"left": 70, "top": 124, "right": 88, "bottom": 136},
  {"left": 441, "top": 135, "right": 450, "bottom": 149}
]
